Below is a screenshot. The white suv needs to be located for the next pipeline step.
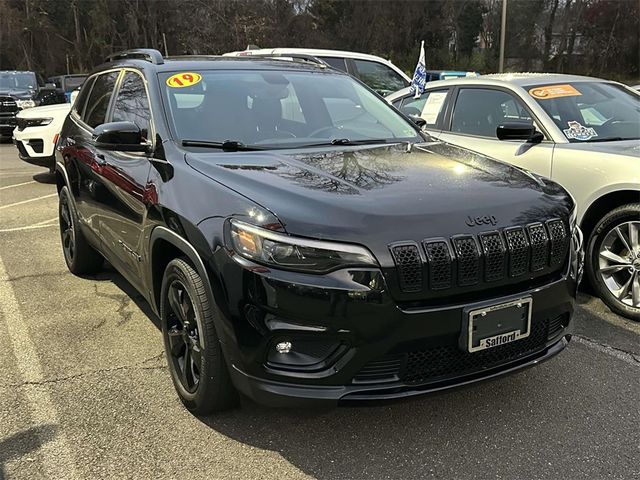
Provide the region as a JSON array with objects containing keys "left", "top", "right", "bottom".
[
  {"left": 13, "top": 90, "right": 78, "bottom": 172},
  {"left": 224, "top": 47, "right": 409, "bottom": 96}
]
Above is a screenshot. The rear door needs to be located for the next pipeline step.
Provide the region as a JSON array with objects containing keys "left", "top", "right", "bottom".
[{"left": 438, "top": 86, "right": 554, "bottom": 177}]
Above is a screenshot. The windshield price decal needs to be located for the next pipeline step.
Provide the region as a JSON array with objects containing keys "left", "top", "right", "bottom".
[
  {"left": 529, "top": 84, "right": 581, "bottom": 100},
  {"left": 563, "top": 121, "right": 597, "bottom": 141},
  {"left": 166, "top": 72, "right": 202, "bottom": 88}
]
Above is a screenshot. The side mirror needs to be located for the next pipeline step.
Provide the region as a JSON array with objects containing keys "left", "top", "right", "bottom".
[
  {"left": 409, "top": 115, "right": 427, "bottom": 128},
  {"left": 93, "top": 121, "right": 150, "bottom": 152},
  {"left": 496, "top": 122, "right": 543, "bottom": 144}
]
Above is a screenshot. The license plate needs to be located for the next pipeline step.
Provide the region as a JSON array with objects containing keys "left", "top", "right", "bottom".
[{"left": 466, "top": 297, "right": 532, "bottom": 353}]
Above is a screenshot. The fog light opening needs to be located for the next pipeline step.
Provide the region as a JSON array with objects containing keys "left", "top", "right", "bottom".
[{"left": 275, "top": 341, "right": 292, "bottom": 354}]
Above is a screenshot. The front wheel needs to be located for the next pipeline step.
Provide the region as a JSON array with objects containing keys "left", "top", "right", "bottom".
[
  {"left": 160, "top": 258, "right": 238, "bottom": 414},
  {"left": 586, "top": 203, "right": 640, "bottom": 321}
]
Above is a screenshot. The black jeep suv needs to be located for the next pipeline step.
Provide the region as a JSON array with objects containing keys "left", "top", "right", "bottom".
[{"left": 55, "top": 49, "right": 583, "bottom": 413}]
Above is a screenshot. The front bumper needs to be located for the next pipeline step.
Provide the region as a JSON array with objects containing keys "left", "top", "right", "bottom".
[
  {"left": 13, "top": 126, "right": 55, "bottom": 169},
  {"left": 211, "top": 248, "right": 579, "bottom": 408}
]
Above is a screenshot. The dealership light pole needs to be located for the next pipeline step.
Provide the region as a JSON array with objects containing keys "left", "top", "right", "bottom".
[{"left": 499, "top": 0, "right": 508, "bottom": 72}]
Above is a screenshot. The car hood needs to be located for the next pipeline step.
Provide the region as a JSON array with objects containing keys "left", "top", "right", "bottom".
[
  {"left": 0, "top": 88, "right": 35, "bottom": 99},
  {"left": 185, "top": 142, "right": 572, "bottom": 249},
  {"left": 561, "top": 139, "right": 640, "bottom": 158},
  {"left": 16, "top": 103, "right": 70, "bottom": 119}
]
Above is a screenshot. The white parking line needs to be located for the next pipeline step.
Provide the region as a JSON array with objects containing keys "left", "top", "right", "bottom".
[
  {"left": 0, "top": 180, "right": 36, "bottom": 190},
  {"left": 0, "top": 193, "right": 57, "bottom": 210},
  {"left": 0, "top": 255, "right": 80, "bottom": 479}
]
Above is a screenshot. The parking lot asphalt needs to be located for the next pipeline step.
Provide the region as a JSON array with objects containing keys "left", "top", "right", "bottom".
[{"left": 0, "top": 142, "right": 638, "bottom": 480}]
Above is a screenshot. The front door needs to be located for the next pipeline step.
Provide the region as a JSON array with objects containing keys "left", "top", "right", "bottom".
[
  {"left": 438, "top": 87, "right": 554, "bottom": 178},
  {"left": 92, "top": 70, "right": 154, "bottom": 288}
]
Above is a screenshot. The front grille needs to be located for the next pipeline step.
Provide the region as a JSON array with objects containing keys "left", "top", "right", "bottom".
[
  {"left": 0, "top": 96, "right": 18, "bottom": 114},
  {"left": 353, "top": 317, "right": 551, "bottom": 386},
  {"left": 389, "top": 219, "right": 569, "bottom": 294}
]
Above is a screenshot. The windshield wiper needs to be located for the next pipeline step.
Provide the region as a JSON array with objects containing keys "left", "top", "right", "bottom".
[
  {"left": 292, "top": 138, "right": 393, "bottom": 148},
  {"left": 586, "top": 137, "right": 639, "bottom": 142},
  {"left": 181, "top": 139, "right": 265, "bottom": 151}
]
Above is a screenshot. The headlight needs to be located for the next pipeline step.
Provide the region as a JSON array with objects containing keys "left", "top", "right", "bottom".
[
  {"left": 229, "top": 220, "right": 378, "bottom": 273},
  {"left": 21, "top": 117, "right": 53, "bottom": 128},
  {"left": 16, "top": 99, "right": 36, "bottom": 109}
]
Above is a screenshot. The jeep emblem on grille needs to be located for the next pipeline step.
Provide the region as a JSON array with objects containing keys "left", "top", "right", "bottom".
[{"left": 466, "top": 215, "right": 497, "bottom": 227}]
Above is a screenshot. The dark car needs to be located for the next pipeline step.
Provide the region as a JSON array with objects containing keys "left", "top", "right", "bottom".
[
  {"left": 47, "top": 74, "right": 88, "bottom": 103},
  {"left": 55, "top": 49, "right": 583, "bottom": 414},
  {"left": 0, "top": 70, "right": 60, "bottom": 137}
]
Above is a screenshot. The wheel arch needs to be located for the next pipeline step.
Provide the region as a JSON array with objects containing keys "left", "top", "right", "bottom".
[
  {"left": 580, "top": 189, "right": 640, "bottom": 241},
  {"left": 148, "top": 226, "right": 216, "bottom": 318}
]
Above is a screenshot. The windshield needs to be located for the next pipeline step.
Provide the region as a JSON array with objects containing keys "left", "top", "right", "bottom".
[
  {"left": 527, "top": 82, "right": 640, "bottom": 142},
  {"left": 160, "top": 69, "right": 421, "bottom": 149},
  {"left": 0, "top": 72, "right": 37, "bottom": 90}
]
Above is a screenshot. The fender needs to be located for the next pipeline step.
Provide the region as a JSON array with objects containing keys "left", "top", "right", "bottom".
[{"left": 148, "top": 225, "right": 216, "bottom": 317}]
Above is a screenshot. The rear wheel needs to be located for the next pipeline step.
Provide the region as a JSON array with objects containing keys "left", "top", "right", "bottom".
[
  {"left": 160, "top": 258, "right": 238, "bottom": 414},
  {"left": 586, "top": 203, "right": 640, "bottom": 321},
  {"left": 58, "top": 186, "right": 103, "bottom": 275}
]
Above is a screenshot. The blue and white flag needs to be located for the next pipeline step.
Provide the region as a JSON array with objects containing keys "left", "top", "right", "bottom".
[{"left": 409, "top": 40, "right": 426, "bottom": 99}]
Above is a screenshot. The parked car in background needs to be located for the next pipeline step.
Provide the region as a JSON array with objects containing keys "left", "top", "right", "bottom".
[
  {"left": 55, "top": 49, "right": 581, "bottom": 414},
  {"left": 13, "top": 90, "right": 78, "bottom": 172},
  {"left": 47, "top": 74, "right": 87, "bottom": 103},
  {"left": 387, "top": 73, "right": 640, "bottom": 320},
  {"left": 224, "top": 46, "right": 410, "bottom": 96},
  {"left": 0, "top": 70, "right": 61, "bottom": 138}
]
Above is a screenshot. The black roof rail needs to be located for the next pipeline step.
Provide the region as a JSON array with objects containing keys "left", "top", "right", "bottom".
[{"left": 105, "top": 49, "right": 164, "bottom": 65}]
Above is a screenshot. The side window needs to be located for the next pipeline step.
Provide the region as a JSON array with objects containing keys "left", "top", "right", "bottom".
[
  {"left": 83, "top": 71, "right": 119, "bottom": 128},
  {"left": 352, "top": 59, "right": 408, "bottom": 96},
  {"left": 112, "top": 72, "right": 152, "bottom": 139},
  {"left": 72, "top": 76, "right": 95, "bottom": 117},
  {"left": 399, "top": 89, "right": 449, "bottom": 127},
  {"left": 319, "top": 56, "right": 347, "bottom": 72},
  {"left": 451, "top": 88, "right": 534, "bottom": 138}
]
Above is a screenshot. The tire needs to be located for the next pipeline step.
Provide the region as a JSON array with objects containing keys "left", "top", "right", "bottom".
[
  {"left": 586, "top": 203, "right": 640, "bottom": 321},
  {"left": 58, "top": 186, "right": 103, "bottom": 275},
  {"left": 160, "top": 258, "right": 238, "bottom": 414}
]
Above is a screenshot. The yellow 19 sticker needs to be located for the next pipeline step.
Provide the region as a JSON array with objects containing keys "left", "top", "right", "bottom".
[{"left": 166, "top": 72, "right": 202, "bottom": 88}]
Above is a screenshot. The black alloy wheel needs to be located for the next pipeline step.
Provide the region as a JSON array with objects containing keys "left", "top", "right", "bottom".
[{"left": 160, "top": 258, "right": 238, "bottom": 413}]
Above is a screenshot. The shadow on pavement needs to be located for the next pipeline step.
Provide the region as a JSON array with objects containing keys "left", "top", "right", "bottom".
[
  {"left": 0, "top": 425, "right": 58, "bottom": 480},
  {"left": 32, "top": 172, "right": 56, "bottom": 184},
  {"left": 83, "top": 262, "right": 161, "bottom": 330}
]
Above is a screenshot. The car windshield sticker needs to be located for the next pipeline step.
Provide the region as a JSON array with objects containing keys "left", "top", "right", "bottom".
[
  {"left": 529, "top": 84, "right": 581, "bottom": 100},
  {"left": 166, "top": 72, "right": 202, "bottom": 88},
  {"left": 563, "top": 121, "right": 597, "bottom": 141},
  {"left": 420, "top": 91, "right": 447, "bottom": 124}
]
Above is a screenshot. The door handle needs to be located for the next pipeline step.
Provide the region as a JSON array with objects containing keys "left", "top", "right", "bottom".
[{"left": 96, "top": 153, "right": 107, "bottom": 166}]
